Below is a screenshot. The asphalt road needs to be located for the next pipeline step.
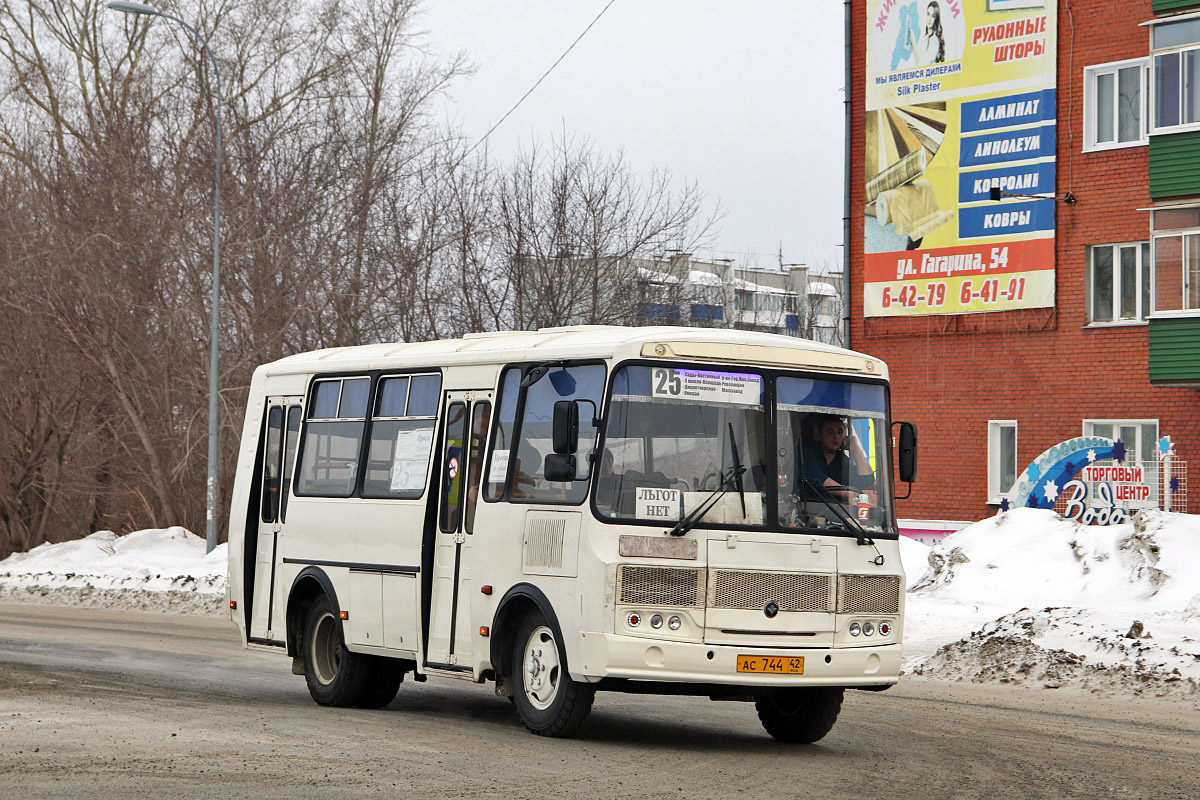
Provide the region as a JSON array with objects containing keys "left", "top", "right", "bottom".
[{"left": 0, "top": 603, "right": 1197, "bottom": 799}]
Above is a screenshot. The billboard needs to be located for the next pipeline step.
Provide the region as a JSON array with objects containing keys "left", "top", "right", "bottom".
[{"left": 863, "top": 0, "right": 1057, "bottom": 317}]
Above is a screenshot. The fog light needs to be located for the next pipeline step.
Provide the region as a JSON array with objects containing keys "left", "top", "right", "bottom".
[
  {"left": 863, "top": 621, "right": 874, "bottom": 636},
  {"left": 849, "top": 622, "right": 861, "bottom": 636},
  {"left": 650, "top": 614, "right": 664, "bottom": 629},
  {"left": 627, "top": 612, "right": 641, "bottom": 627},
  {"left": 879, "top": 621, "right": 891, "bottom": 636},
  {"left": 668, "top": 615, "right": 682, "bottom": 630}
]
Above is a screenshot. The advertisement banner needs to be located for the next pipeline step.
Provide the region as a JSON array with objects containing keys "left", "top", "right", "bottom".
[{"left": 863, "top": 0, "right": 1057, "bottom": 317}]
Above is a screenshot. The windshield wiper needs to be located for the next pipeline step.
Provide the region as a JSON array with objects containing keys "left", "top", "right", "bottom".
[
  {"left": 668, "top": 462, "right": 746, "bottom": 537},
  {"left": 796, "top": 479, "right": 874, "bottom": 546},
  {"left": 727, "top": 422, "right": 746, "bottom": 520}
]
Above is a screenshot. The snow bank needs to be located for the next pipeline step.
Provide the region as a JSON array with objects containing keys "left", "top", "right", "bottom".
[
  {"left": 0, "top": 528, "right": 226, "bottom": 614},
  {"left": 903, "top": 508, "right": 1200, "bottom": 700},
  {"left": 3, "top": 514, "right": 1199, "bottom": 700}
]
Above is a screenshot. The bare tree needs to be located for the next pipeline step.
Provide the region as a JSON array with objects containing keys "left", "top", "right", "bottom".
[{"left": 495, "top": 134, "right": 720, "bottom": 330}]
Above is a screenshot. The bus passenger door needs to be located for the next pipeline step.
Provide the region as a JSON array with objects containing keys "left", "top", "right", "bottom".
[
  {"left": 426, "top": 390, "right": 491, "bottom": 667},
  {"left": 249, "top": 399, "right": 302, "bottom": 642}
]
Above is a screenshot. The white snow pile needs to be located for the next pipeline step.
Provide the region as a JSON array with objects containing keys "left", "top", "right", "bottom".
[
  {"left": 0, "top": 527, "right": 227, "bottom": 615},
  {"left": 900, "top": 507, "right": 1200, "bottom": 700}
]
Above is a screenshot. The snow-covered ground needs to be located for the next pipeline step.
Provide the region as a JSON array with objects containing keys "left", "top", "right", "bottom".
[
  {"left": 1, "top": 509, "right": 1198, "bottom": 701},
  {"left": 901, "top": 508, "right": 1200, "bottom": 701},
  {"left": 0, "top": 527, "right": 227, "bottom": 614}
]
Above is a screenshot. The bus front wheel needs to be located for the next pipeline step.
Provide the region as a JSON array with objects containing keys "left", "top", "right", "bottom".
[
  {"left": 303, "top": 594, "right": 370, "bottom": 706},
  {"left": 755, "top": 687, "right": 843, "bottom": 743},
  {"left": 511, "top": 610, "right": 594, "bottom": 737}
]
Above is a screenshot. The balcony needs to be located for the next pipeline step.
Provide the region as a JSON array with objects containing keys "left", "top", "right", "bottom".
[{"left": 1148, "top": 316, "right": 1200, "bottom": 386}]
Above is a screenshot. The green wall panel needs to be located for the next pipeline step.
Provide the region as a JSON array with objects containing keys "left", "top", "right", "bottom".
[
  {"left": 1154, "top": 0, "right": 1200, "bottom": 12},
  {"left": 1148, "top": 317, "right": 1200, "bottom": 384},
  {"left": 1150, "top": 131, "right": 1200, "bottom": 198}
]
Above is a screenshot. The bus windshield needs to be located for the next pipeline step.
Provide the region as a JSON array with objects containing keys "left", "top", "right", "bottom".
[
  {"left": 594, "top": 365, "right": 896, "bottom": 536},
  {"left": 595, "top": 365, "right": 769, "bottom": 525}
]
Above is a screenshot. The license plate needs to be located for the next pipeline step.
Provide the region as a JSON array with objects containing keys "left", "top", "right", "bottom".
[{"left": 736, "top": 655, "right": 804, "bottom": 674}]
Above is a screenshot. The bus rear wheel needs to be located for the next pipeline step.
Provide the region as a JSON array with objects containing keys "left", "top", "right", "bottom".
[
  {"left": 303, "top": 594, "right": 370, "bottom": 707},
  {"left": 511, "top": 610, "right": 594, "bottom": 737},
  {"left": 353, "top": 657, "right": 407, "bottom": 709},
  {"left": 755, "top": 687, "right": 844, "bottom": 743}
]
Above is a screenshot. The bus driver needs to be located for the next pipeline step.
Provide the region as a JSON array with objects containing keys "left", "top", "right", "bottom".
[{"left": 799, "top": 414, "right": 877, "bottom": 504}]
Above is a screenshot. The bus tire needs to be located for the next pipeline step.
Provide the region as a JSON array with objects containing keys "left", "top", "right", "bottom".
[
  {"left": 755, "top": 687, "right": 843, "bottom": 743},
  {"left": 302, "top": 594, "right": 370, "bottom": 707},
  {"left": 511, "top": 610, "right": 594, "bottom": 737},
  {"left": 353, "top": 657, "right": 407, "bottom": 709}
]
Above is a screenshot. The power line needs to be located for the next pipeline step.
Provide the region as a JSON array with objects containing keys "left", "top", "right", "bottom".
[{"left": 465, "top": 0, "right": 618, "bottom": 156}]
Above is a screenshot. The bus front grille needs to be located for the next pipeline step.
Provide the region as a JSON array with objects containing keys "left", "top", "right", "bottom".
[
  {"left": 617, "top": 566, "right": 705, "bottom": 607},
  {"left": 707, "top": 570, "right": 835, "bottom": 612},
  {"left": 837, "top": 574, "right": 902, "bottom": 614}
]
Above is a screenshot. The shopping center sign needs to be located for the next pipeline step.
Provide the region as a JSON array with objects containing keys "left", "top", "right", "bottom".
[
  {"left": 1006, "top": 436, "right": 1156, "bottom": 525},
  {"left": 863, "top": 0, "right": 1057, "bottom": 317}
]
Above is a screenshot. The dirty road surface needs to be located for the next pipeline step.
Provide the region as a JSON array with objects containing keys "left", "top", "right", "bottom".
[{"left": 0, "top": 603, "right": 1196, "bottom": 799}]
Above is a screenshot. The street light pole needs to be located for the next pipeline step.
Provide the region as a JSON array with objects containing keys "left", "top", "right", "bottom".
[{"left": 107, "top": 1, "right": 223, "bottom": 553}]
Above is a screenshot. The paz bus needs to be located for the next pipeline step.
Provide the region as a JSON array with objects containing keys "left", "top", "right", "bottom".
[{"left": 227, "top": 326, "right": 916, "bottom": 740}]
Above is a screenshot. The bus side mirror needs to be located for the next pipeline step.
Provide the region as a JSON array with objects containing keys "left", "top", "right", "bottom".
[
  {"left": 544, "top": 453, "right": 577, "bottom": 482},
  {"left": 897, "top": 421, "right": 917, "bottom": 484},
  {"left": 552, "top": 400, "right": 579, "bottom": 454}
]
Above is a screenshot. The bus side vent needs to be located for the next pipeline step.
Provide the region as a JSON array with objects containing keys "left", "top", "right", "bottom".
[
  {"left": 617, "top": 566, "right": 704, "bottom": 608},
  {"left": 524, "top": 516, "right": 566, "bottom": 570},
  {"left": 708, "top": 571, "right": 834, "bottom": 612},
  {"left": 837, "top": 575, "right": 901, "bottom": 614}
]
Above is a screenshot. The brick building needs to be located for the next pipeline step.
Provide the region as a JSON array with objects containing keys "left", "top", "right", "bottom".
[{"left": 848, "top": 0, "right": 1199, "bottom": 525}]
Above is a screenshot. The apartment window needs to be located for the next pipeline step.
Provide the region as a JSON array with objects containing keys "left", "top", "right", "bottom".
[
  {"left": 1084, "top": 59, "right": 1147, "bottom": 150},
  {"left": 987, "top": 421, "right": 1018, "bottom": 503},
  {"left": 1088, "top": 242, "right": 1151, "bottom": 323},
  {"left": 1083, "top": 420, "right": 1159, "bottom": 466},
  {"left": 1083, "top": 419, "right": 1160, "bottom": 503},
  {"left": 1151, "top": 206, "right": 1200, "bottom": 314},
  {"left": 1152, "top": 17, "right": 1200, "bottom": 132}
]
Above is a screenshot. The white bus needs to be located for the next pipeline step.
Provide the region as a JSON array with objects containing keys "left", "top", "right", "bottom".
[{"left": 228, "top": 326, "right": 916, "bottom": 740}]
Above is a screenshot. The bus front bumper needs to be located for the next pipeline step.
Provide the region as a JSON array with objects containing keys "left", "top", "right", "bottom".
[{"left": 575, "top": 632, "right": 902, "bottom": 687}]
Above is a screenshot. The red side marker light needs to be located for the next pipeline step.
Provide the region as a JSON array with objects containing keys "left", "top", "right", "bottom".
[
  {"left": 229, "top": 600, "right": 237, "bottom": 610},
  {"left": 479, "top": 626, "right": 490, "bottom": 637},
  {"left": 481, "top": 585, "right": 493, "bottom": 595},
  {"left": 339, "top": 610, "right": 349, "bottom": 620}
]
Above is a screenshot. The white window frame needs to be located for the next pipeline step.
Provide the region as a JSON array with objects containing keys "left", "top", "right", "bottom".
[
  {"left": 1149, "top": 15, "right": 1200, "bottom": 135},
  {"left": 1081, "top": 419, "right": 1161, "bottom": 503},
  {"left": 1086, "top": 241, "right": 1152, "bottom": 326},
  {"left": 1083, "top": 58, "right": 1149, "bottom": 151},
  {"left": 987, "top": 420, "right": 1018, "bottom": 504},
  {"left": 1149, "top": 205, "right": 1200, "bottom": 318}
]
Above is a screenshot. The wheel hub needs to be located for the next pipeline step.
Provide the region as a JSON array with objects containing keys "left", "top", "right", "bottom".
[{"left": 522, "top": 627, "right": 560, "bottom": 710}]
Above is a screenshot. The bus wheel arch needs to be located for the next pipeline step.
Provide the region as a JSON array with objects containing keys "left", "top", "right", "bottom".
[
  {"left": 490, "top": 585, "right": 564, "bottom": 699},
  {"left": 286, "top": 567, "right": 340, "bottom": 659},
  {"left": 492, "top": 585, "right": 594, "bottom": 737}
]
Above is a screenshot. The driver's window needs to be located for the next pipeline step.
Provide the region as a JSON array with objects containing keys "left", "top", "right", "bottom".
[{"left": 507, "top": 363, "right": 606, "bottom": 504}]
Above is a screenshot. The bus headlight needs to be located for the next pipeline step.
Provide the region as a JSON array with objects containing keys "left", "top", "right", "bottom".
[
  {"left": 650, "top": 614, "right": 664, "bottom": 629},
  {"left": 849, "top": 622, "right": 861, "bottom": 636},
  {"left": 668, "top": 615, "right": 682, "bottom": 631}
]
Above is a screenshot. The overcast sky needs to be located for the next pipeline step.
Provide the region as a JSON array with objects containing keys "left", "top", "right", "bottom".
[{"left": 421, "top": 2, "right": 846, "bottom": 273}]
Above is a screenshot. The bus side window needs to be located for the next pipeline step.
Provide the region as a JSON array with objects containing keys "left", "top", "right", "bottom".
[
  {"left": 295, "top": 377, "right": 369, "bottom": 497},
  {"left": 485, "top": 367, "right": 521, "bottom": 501},
  {"left": 440, "top": 402, "right": 468, "bottom": 532},
  {"left": 464, "top": 402, "right": 491, "bottom": 533},
  {"left": 509, "top": 363, "right": 605, "bottom": 504},
  {"left": 362, "top": 373, "right": 442, "bottom": 499},
  {"left": 260, "top": 406, "right": 284, "bottom": 523},
  {"left": 280, "top": 405, "right": 301, "bottom": 522}
]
